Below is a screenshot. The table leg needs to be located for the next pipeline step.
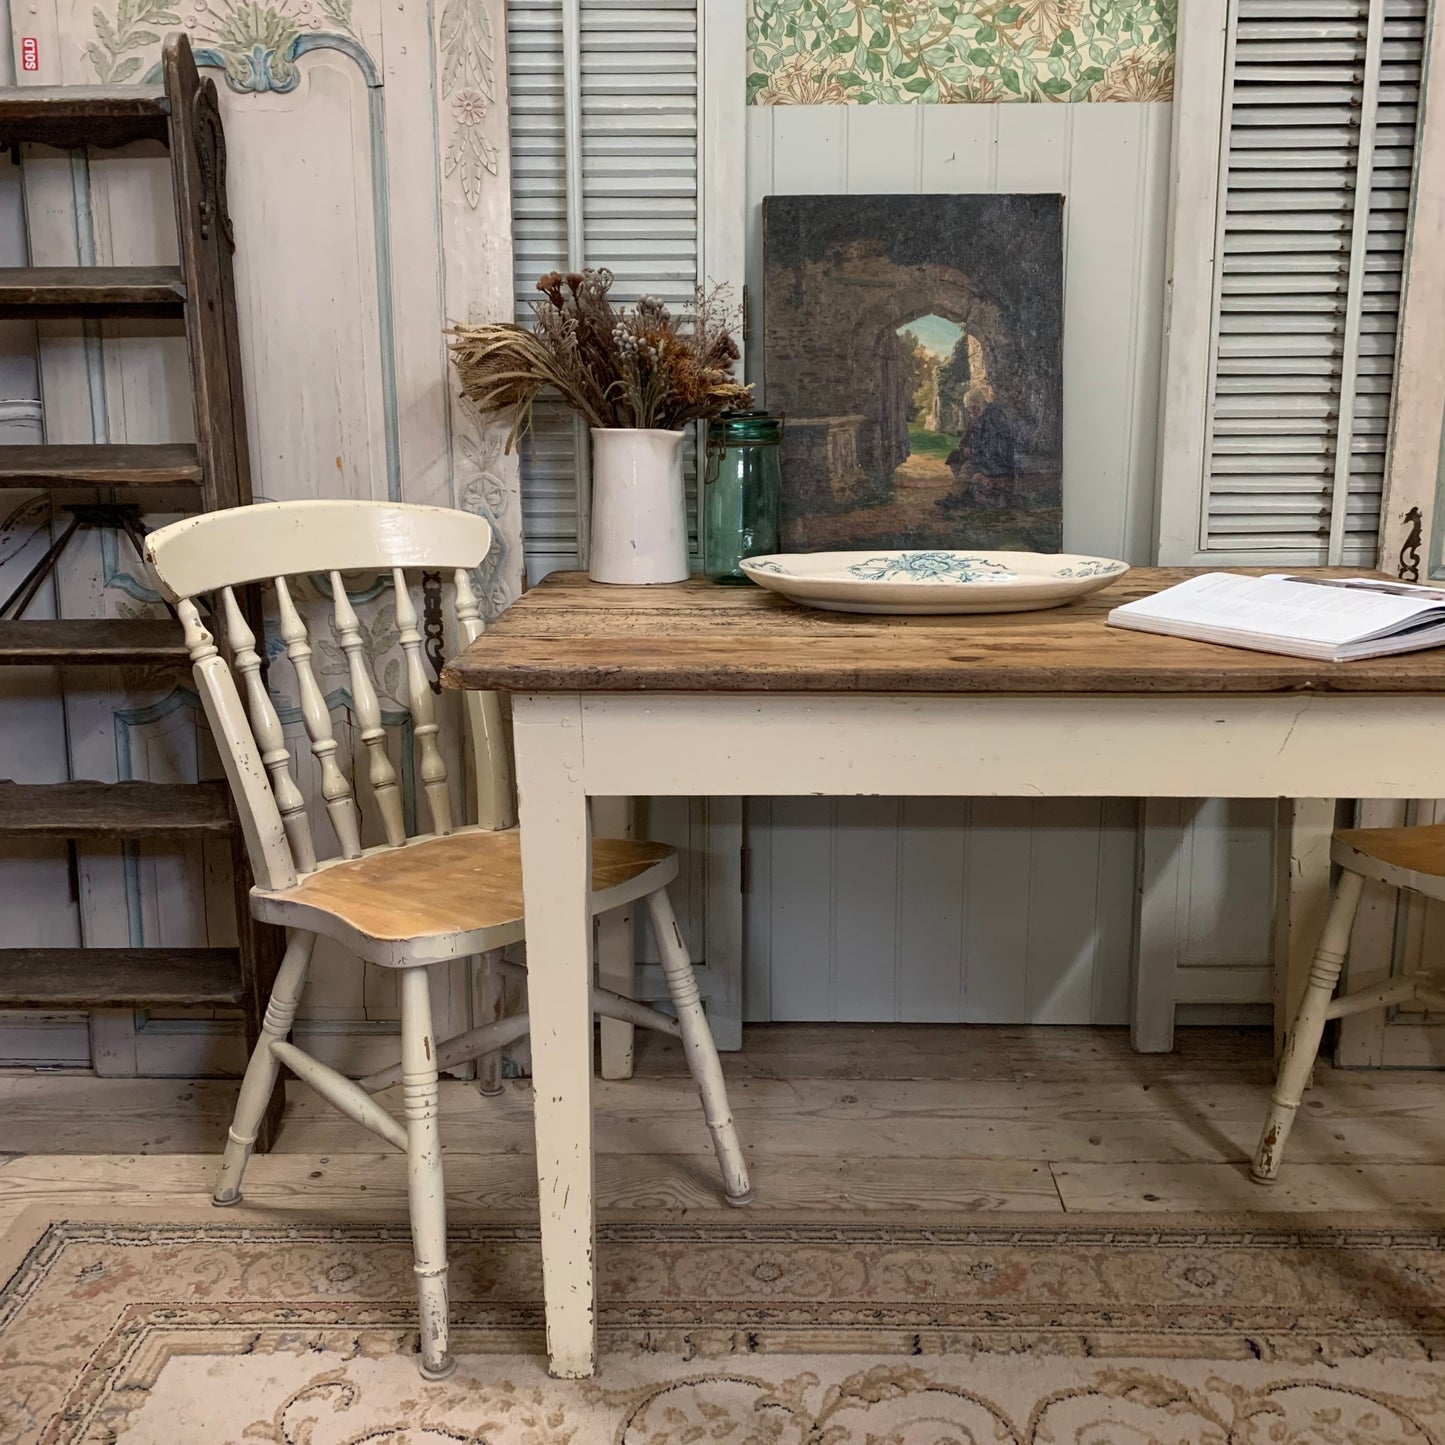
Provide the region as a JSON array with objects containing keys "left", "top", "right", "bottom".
[{"left": 514, "top": 694, "right": 597, "bottom": 1378}]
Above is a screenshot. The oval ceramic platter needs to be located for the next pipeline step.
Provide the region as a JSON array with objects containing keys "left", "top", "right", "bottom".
[{"left": 739, "top": 550, "right": 1131, "bottom": 615}]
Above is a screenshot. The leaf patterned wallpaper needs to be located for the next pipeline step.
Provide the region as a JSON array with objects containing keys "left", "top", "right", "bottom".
[{"left": 748, "top": 0, "right": 1176, "bottom": 105}]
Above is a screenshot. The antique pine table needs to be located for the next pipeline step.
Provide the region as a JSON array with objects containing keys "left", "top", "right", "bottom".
[{"left": 443, "top": 566, "right": 1445, "bottom": 1377}]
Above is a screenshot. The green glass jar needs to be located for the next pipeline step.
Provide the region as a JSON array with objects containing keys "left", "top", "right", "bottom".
[{"left": 704, "top": 410, "right": 782, "bottom": 583}]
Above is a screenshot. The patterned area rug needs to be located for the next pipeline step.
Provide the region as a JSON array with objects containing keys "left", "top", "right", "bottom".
[{"left": 6, "top": 1211, "right": 1445, "bottom": 1443}]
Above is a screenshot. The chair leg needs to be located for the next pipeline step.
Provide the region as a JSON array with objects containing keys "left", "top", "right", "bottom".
[
  {"left": 475, "top": 949, "right": 507, "bottom": 1097},
  {"left": 645, "top": 888, "right": 752, "bottom": 1205},
  {"left": 401, "top": 965, "right": 454, "bottom": 1379},
  {"left": 598, "top": 900, "right": 637, "bottom": 1081},
  {"left": 214, "top": 930, "right": 316, "bottom": 1206},
  {"left": 1252, "top": 868, "right": 1365, "bottom": 1185}
]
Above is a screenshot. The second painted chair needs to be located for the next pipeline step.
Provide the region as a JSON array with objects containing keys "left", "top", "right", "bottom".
[{"left": 1254, "top": 820, "right": 1445, "bottom": 1184}]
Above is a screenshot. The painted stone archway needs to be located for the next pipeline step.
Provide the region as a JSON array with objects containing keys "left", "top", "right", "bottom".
[
  {"left": 856, "top": 279, "right": 1009, "bottom": 485},
  {"left": 763, "top": 193, "right": 1064, "bottom": 551}
]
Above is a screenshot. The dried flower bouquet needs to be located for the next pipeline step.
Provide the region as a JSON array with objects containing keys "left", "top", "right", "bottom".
[{"left": 448, "top": 268, "right": 752, "bottom": 446}]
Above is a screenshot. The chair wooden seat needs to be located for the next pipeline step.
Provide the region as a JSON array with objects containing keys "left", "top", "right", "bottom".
[
  {"left": 252, "top": 829, "right": 676, "bottom": 962},
  {"left": 1333, "top": 823, "right": 1445, "bottom": 887}
]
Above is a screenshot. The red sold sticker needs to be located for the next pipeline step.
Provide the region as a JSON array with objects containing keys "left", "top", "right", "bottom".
[{"left": 20, "top": 37, "right": 38, "bottom": 71}]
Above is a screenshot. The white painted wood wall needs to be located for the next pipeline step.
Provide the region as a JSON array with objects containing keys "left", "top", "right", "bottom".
[{"left": 738, "top": 102, "right": 1276, "bottom": 1026}]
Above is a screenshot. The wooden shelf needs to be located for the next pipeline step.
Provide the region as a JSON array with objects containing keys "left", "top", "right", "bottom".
[
  {"left": 0, "top": 780, "right": 234, "bottom": 838},
  {"left": 0, "top": 619, "right": 187, "bottom": 665},
  {"left": 0, "top": 36, "right": 284, "bottom": 1152},
  {"left": 0, "top": 86, "right": 170, "bottom": 148},
  {"left": 0, "top": 443, "right": 202, "bottom": 489},
  {"left": 0, "top": 948, "right": 244, "bottom": 1009},
  {"left": 0, "top": 266, "right": 185, "bottom": 317}
]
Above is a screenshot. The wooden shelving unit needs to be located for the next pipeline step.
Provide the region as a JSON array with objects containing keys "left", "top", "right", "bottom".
[
  {"left": 0, "top": 619, "right": 188, "bottom": 664},
  {"left": 0, "top": 265, "right": 187, "bottom": 315},
  {"left": 0, "top": 781, "right": 235, "bottom": 836},
  {"left": 0, "top": 950, "right": 246, "bottom": 1010},
  {"left": 0, "top": 443, "right": 204, "bottom": 490},
  {"left": 0, "top": 36, "right": 284, "bottom": 1148},
  {"left": 0, "top": 86, "right": 173, "bottom": 147}
]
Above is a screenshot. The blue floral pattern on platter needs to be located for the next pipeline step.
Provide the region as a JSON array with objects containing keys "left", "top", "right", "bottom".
[
  {"left": 1054, "top": 559, "right": 1129, "bottom": 578},
  {"left": 748, "top": 559, "right": 789, "bottom": 574},
  {"left": 846, "top": 552, "right": 1015, "bottom": 584}
]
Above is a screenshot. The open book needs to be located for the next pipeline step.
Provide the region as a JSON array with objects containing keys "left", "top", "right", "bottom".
[{"left": 1107, "top": 573, "right": 1445, "bottom": 661}]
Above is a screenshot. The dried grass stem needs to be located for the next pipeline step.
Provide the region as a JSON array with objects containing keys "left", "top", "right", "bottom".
[{"left": 448, "top": 268, "right": 752, "bottom": 448}]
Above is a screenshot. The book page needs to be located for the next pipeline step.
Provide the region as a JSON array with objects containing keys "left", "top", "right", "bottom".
[
  {"left": 1114, "top": 573, "right": 1445, "bottom": 645},
  {"left": 1268, "top": 574, "right": 1445, "bottom": 602}
]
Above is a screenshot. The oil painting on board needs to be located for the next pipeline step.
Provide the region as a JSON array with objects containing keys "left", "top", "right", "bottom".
[{"left": 762, "top": 193, "right": 1064, "bottom": 552}]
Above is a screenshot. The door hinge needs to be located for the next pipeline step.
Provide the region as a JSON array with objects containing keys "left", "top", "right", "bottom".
[
  {"left": 740, "top": 842, "right": 751, "bottom": 895},
  {"left": 741, "top": 283, "right": 751, "bottom": 346}
]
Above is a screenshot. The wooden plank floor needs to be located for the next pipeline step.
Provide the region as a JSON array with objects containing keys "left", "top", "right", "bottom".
[{"left": 2, "top": 1024, "right": 1443, "bottom": 1236}]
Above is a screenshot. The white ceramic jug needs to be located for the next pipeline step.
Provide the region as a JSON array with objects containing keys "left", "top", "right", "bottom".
[{"left": 588, "top": 427, "right": 689, "bottom": 584}]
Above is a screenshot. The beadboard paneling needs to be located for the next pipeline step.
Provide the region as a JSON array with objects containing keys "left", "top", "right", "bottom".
[
  {"left": 745, "top": 796, "right": 1144, "bottom": 1024},
  {"left": 746, "top": 102, "right": 1170, "bottom": 560},
  {"left": 740, "top": 102, "right": 1277, "bottom": 1024}
]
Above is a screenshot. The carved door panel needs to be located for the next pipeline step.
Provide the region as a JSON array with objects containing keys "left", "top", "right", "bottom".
[{"left": 1, "top": 0, "right": 520, "bottom": 1073}]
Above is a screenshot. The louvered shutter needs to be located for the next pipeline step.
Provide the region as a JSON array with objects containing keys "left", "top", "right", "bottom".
[
  {"left": 1201, "top": 0, "right": 1425, "bottom": 563},
  {"left": 507, "top": 0, "right": 701, "bottom": 582}
]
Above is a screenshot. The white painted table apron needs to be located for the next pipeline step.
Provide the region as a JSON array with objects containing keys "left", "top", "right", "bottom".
[{"left": 512, "top": 686, "right": 1442, "bottom": 1377}]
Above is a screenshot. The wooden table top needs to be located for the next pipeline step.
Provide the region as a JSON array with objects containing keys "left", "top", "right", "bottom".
[{"left": 443, "top": 567, "right": 1445, "bottom": 696}]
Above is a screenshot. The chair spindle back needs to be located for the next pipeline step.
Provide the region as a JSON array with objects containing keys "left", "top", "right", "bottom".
[{"left": 147, "top": 501, "right": 513, "bottom": 894}]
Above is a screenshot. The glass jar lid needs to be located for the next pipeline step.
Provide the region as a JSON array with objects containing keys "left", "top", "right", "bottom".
[{"left": 708, "top": 409, "right": 781, "bottom": 445}]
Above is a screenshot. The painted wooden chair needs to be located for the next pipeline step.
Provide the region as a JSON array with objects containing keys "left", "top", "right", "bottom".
[
  {"left": 1253, "top": 822, "right": 1445, "bottom": 1184},
  {"left": 143, "top": 499, "right": 751, "bottom": 1379}
]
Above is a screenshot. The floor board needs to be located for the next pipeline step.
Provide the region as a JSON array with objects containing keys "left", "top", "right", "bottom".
[
  {"left": 1, "top": 1025, "right": 1440, "bottom": 1228},
  {"left": 1051, "top": 1161, "right": 1445, "bottom": 1212}
]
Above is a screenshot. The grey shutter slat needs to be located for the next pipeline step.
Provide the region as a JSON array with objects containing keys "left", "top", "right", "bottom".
[
  {"left": 507, "top": 0, "right": 701, "bottom": 581},
  {"left": 507, "top": 0, "right": 576, "bottom": 579},
  {"left": 1201, "top": 0, "right": 1423, "bottom": 562}
]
